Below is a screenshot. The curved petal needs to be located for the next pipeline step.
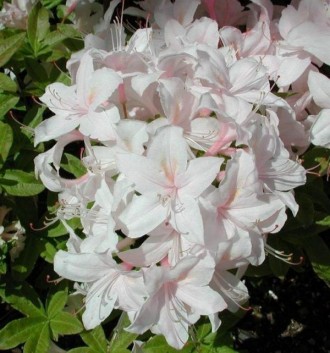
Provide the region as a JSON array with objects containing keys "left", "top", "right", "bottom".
[
  {"left": 83, "top": 278, "right": 118, "bottom": 329},
  {"left": 118, "top": 234, "right": 173, "bottom": 267},
  {"left": 119, "top": 194, "right": 168, "bottom": 237},
  {"left": 310, "top": 109, "right": 330, "bottom": 148},
  {"left": 176, "top": 284, "right": 226, "bottom": 315},
  {"left": 34, "top": 115, "right": 79, "bottom": 145},
  {"left": 54, "top": 251, "right": 115, "bottom": 282}
]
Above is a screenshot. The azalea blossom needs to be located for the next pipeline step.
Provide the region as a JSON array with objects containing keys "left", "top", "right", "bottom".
[
  {"left": 31, "top": 0, "right": 330, "bottom": 349},
  {"left": 35, "top": 52, "right": 122, "bottom": 144},
  {"left": 126, "top": 255, "right": 226, "bottom": 349},
  {"left": 117, "top": 125, "right": 223, "bottom": 242}
]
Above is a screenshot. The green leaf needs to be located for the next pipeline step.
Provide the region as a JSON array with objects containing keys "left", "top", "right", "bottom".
[
  {"left": 295, "top": 192, "right": 315, "bottom": 228},
  {"left": 67, "top": 348, "right": 98, "bottom": 353},
  {"left": 11, "top": 234, "right": 45, "bottom": 281},
  {"left": 312, "top": 263, "right": 330, "bottom": 287},
  {"left": 27, "top": 3, "right": 50, "bottom": 55},
  {"left": 80, "top": 326, "right": 108, "bottom": 353},
  {"left": 24, "top": 57, "right": 49, "bottom": 83},
  {"left": 196, "top": 321, "right": 213, "bottom": 343},
  {"left": 42, "top": 217, "right": 81, "bottom": 238},
  {"left": 45, "top": 221, "right": 69, "bottom": 238},
  {"left": 47, "top": 290, "right": 68, "bottom": 318},
  {"left": 215, "top": 310, "right": 246, "bottom": 338},
  {"left": 302, "top": 236, "right": 330, "bottom": 286},
  {"left": 316, "top": 215, "right": 330, "bottom": 226},
  {"left": 300, "top": 179, "right": 330, "bottom": 213},
  {"left": 41, "top": 0, "right": 62, "bottom": 9},
  {"left": 0, "top": 317, "right": 46, "bottom": 350},
  {"left": 315, "top": 156, "right": 330, "bottom": 175},
  {"left": 211, "top": 346, "right": 239, "bottom": 353},
  {"left": 109, "top": 313, "right": 138, "bottom": 352},
  {"left": 40, "top": 240, "right": 58, "bottom": 262},
  {"left": 0, "top": 93, "right": 19, "bottom": 118},
  {"left": 43, "top": 27, "right": 72, "bottom": 47},
  {"left": 0, "top": 32, "right": 26, "bottom": 67},
  {"left": 0, "top": 121, "right": 13, "bottom": 167},
  {"left": 143, "top": 335, "right": 191, "bottom": 353},
  {"left": 61, "top": 153, "right": 86, "bottom": 178},
  {"left": 194, "top": 317, "right": 239, "bottom": 353},
  {"left": 50, "top": 312, "right": 83, "bottom": 338},
  {"left": 24, "top": 323, "right": 50, "bottom": 353},
  {"left": 0, "top": 169, "right": 45, "bottom": 196},
  {"left": 0, "top": 72, "right": 17, "bottom": 92},
  {"left": 57, "top": 24, "right": 82, "bottom": 40},
  {"left": 14, "top": 196, "right": 39, "bottom": 229},
  {"left": 303, "top": 146, "right": 330, "bottom": 166},
  {"left": 0, "top": 281, "right": 45, "bottom": 317}
]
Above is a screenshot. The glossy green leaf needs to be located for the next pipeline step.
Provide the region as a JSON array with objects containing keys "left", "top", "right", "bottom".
[
  {"left": 42, "top": 217, "right": 81, "bottom": 238},
  {"left": 47, "top": 290, "right": 68, "bottom": 318},
  {"left": 303, "top": 147, "right": 330, "bottom": 174},
  {"left": 27, "top": 3, "right": 50, "bottom": 55},
  {"left": 61, "top": 153, "right": 86, "bottom": 178},
  {"left": 194, "top": 317, "right": 239, "bottom": 353},
  {"left": 24, "top": 323, "right": 50, "bottom": 353},
  {"left": 67, "top": 348, "right": 98, "bottom": 353},
  {"left": 0, "top": 32, "right": 26, "bottom": 67},
  {"left": 0, "top": 93, "right": 19, "bottom": 118},
  {"left": 143, "top": 335, "right": 191, "bottom": 353},
  {"left": 0, "top": 72, "right": 17, "bottom": 92},
  {"left": 0, "top": 317, "right": 46, "bottom": 350},
  {"left": 40, "top": 241, "right": 58, "bottom": 262},
  {"left": 56, "top": 24, "right": 82, "bottom": 40},
  {"left": 295, "top": 192, "right": 315, "bottom": 228},
  {"left": 43, "top": 26, "right": 75, "bottom": 47},
  {"left": 24, "top": 57, "right": 49, "bottom": 83},
  {"left": 109, "top": 313, "right": 138, "bottom": 352},
  {"left": 0, "top": 281, "right": 45, "bottom": 317},
  {"left": 50, "top": 312, "right": 83, "bottom": 338},
  {"left": 303, "top": 236, "right": 330, "bottom": 286},
  {"left": 0, "top": 169, "right": 45, "bottom": 196},
  {"left": 0, "top": 121, "right": 13, "bottom": 167},
  {"left": 11, "top": 234, "right": 45, "bottom": 281},
  {"left": 41, "top": 0, "right": 62, "bottom": 9},
  {"left": 80, "top": 326, "right": 108, "bottom": 353},
  {"left": 312, "top": 263, "right": 330, "bottom": 287},
  {"left": 316, "top": 215, "right": 330, "bottom": 226}
]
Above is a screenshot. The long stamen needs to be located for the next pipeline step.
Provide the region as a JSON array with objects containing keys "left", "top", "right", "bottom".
[
  {"left": 213, "top": 273, "right": 251, "bottom": 312},
  {"left": 46, "top": 275, "right": 64, "bottom": 285},
  {"left": 9, "top": 111, "right": 35, "bottom": 134},
  {"left": 264, "top": 243, "right": 303, "bottom": 265}
]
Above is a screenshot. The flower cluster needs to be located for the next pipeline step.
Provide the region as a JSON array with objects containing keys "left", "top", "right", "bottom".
[
  {"left": 33, "top": 0, "right": 329, "bottom": 349},
  {"left": 0, "top": 0, "right": 36, "bottom": 29}
]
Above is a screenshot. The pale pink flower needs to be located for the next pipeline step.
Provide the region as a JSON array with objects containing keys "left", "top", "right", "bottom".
[
  {"left": 308, "top": 71, "right": 330, "bottom": 148},
  {"left": 0, "top": 0, "right": 35, "bottom": 29},
  {"left": 35, "top": 52, "right": 122, "bottom": 144},
  {"left": 126, "top": 255, "right": 226, "bottom": 349},
  {"left": 278, "top": 0, "right": 330, "bottom": 65},
  {"left": 117, "top": 126, "right": 223, "bottom": 243},
  {"left": 54, "top": 250, "right": 147, "bottom": 329}
]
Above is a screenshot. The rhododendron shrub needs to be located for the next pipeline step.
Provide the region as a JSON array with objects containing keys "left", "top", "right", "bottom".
[{"left": 0, "top": 0, "right": 330, "bottom": 352}]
